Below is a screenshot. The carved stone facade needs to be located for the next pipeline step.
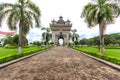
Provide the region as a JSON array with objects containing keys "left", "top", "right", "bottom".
[{"left": 50, "top": 16, "right": 72, "bottom": 45}]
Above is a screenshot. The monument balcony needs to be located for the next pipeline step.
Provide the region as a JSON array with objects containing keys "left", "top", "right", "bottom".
[
  {"left": 55, "top": 34, "right": 66, "bottom": 37},
  {"left": 50, "top": 27, "right": 71, "bottom": 31},
  {"left": 50, "top": 23, "right": 72, "bottom": 27}
]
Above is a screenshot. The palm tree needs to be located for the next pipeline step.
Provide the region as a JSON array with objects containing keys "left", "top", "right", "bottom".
[
  {"left": 41, "top": 27, "right": 52, "bottom": 45},
  {"left": 81, "top": 0, "right": 120, "bottom": 54},
  {"left": 0, "top": 0, "right": 41, "bottom": 53},
  {"left": 69, "top": 29, "right": 79, "bottom": 45}
]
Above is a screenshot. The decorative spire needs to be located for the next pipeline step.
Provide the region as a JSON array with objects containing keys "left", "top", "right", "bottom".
[
  {"left": 59, "top": 16, "right": 63, "bottom": 20},
  {"left": 52, "top": 19, "right": 56, "bottom": 22},
  {"left": 66, "top": 19, "right": 70, "bottom": 22}
]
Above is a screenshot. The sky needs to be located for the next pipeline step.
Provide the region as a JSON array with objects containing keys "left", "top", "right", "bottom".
[{"left": 0, "top": 0, "right": 120, "bottom": 42}]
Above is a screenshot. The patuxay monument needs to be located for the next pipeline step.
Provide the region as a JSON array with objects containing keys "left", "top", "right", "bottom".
[{"left": 50, "top": 16, "right": 72, "bottom": 45}]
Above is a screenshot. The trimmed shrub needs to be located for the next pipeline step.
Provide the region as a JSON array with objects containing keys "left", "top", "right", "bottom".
[
  {"left": 4, "top": 45, "right": 17, "bottom": 49},
  {"left": 0, "top": 46, "right": 53, "bottom": 64},
  {"left": 72, "top": 47, "right": 120, "bottom": 65},
  {"left": 105, "top": 46, "right": 120, "bottom": 49}
]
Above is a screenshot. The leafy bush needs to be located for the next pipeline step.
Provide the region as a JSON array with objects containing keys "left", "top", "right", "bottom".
[
  {"left": 4, "top": 45, "right": 17, "bottom": 49},
  {"left": 0, "top": 54, "right": 19, "bottom": 64},
  {"left": 3, "top": 36, "right": 13, "bottom": 46}
]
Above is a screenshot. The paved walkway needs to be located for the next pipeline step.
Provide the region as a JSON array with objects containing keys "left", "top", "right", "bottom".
[{"left": 0, "top": 46, "right": 120, "bottom": 80}]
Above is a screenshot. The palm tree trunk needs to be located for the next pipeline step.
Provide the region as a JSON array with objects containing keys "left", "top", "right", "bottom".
[
  {"left": 99, "top": 19, "right": 106, "bottom": 54},
  {"left": 18, "top": 20, "right": 23, "bottom": 54}
]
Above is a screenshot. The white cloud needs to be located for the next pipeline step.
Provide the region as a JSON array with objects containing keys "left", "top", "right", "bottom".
[
  {"left": 0, "top": 0, "right": 120, "bottom": 41},
  {"left": 26, "top": 28, "right": 43, "bottom": 42}
]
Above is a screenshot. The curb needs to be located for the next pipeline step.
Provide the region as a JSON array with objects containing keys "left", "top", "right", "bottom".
[
  {"left": 0, "top": 47, "right": 53, "bottom": 69},
  {"left": 71, "top": 48, "right": 120, "bottom": 71}
]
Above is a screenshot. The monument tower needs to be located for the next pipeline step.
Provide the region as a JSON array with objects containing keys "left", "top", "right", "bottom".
[{"left": 50, "top": 16, "right": 72, "bottom": 45}]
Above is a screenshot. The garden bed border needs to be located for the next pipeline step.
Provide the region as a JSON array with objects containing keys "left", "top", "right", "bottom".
[
  {"left": 0, "top": 48, "right": 53, "bottom": 69},
  {"left": 71, "top": 48, "right": 120, "bottom": 71}
]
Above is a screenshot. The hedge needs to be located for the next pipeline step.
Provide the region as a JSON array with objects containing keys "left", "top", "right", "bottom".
[
  {"left": 0, "top": 46, "right": 52, "bottom": 64},
  {"left": 105, "top": 46, "right": 120, "bottom": 49},
  {"left": 72, "top": 47, "right": 120, "bottom": 65}
]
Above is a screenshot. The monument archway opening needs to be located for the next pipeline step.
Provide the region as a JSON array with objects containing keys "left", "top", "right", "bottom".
[
  {"left": 58, "top": 38, "right": 64, "bottom": 46},
  {"left": 58, "top": 31, "right": 64, "bottom": 46}
]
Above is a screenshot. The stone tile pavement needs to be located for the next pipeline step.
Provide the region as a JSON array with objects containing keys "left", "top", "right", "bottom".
[{"left": 0, "top": 46, "right": 120, "bottom": 80}]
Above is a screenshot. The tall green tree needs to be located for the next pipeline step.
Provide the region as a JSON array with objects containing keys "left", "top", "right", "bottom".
[
  {"left": 81, "top": 0, "right": 120, "bottom": 54},
  {"left": 41, "top": 27, "right": 52, "bottom": 45},
  {"left": 0, "top": 0, "right": 41, "bottom": 53},
  {"left": 3, "top": 36, "right": 13, "bottom": 46},
  {"left": 69, "top": 29, "right": 79, "bottom": 45},
  {"left": 12, "top": 35, "right": 28, "bottom": 46},
  {"left": 80, "top": 38, "right": 88, "bottom": 45}
]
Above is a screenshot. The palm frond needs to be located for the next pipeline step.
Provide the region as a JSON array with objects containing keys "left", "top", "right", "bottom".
[
  {"left": 0, "top": 9, "right": 12, "bottom": 26},
  {"left": 27, "top": 0, "right": 41, "bottom": 16},
  {"left": 7, "top": 10, "right": 18, "bottom": 30},
  {"left": 0, "top": 0, "right": 41, "bottom": 37},
  {"left": 107, "top": 3, "right": 120, "bottom": 17},
  {"left": 0, "top": 3, "right": 13, "bottom": 11},
  {"left": 81, "top": 0, "right": 119, "bottom": 28},
  {"left": 27, "top": 10, "right": 40, "bottom": 27},
  {"left": 24, "top": 11, "right": 33, "bottom": 28},
  {"left": 42, "top": 32, "right": 46, "bottom": 40}
]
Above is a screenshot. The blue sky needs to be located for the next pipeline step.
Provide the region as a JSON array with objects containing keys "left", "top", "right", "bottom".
[{"left": 0, "top": 0, "right": 120, "bottom": 42}]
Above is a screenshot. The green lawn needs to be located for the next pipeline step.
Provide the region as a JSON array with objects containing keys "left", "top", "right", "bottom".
[
  {"left": 0, "top": 47, "right": 43, "bottom": 58},
  {"left": 106, "top": 49, "right": 120, "bottom": 58},
  {"left": 78, "top": 47, "right": 120, "bottom": 58}
]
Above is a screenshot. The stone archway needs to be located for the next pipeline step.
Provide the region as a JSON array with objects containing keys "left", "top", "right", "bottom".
[{"left": 50, "top": 16, "right": 72, "bottom": 46}]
